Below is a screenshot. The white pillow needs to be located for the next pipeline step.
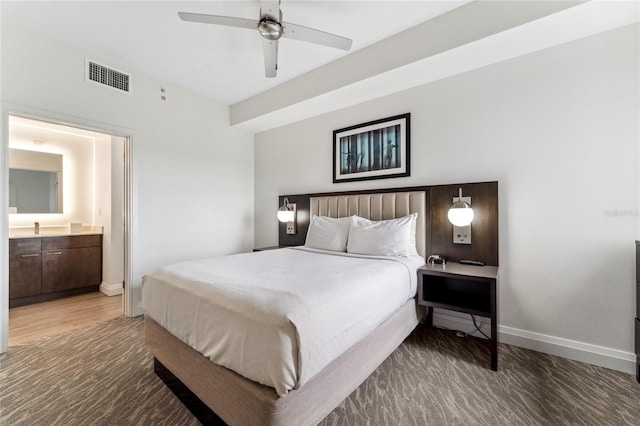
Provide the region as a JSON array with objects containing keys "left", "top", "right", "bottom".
[
  {"left": 351, "top": 214, "right": 418, "bottom": 253},
  {"left": 347, "top": 213, "right": 418, "bottom": 257},
  {"left": 304, "top": 215, "right": 353, "bottom": 252}
]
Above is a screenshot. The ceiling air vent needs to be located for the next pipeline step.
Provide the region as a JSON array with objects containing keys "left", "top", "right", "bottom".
[{"left": 86, "top": 59, "right": 131, "bottom": 93}]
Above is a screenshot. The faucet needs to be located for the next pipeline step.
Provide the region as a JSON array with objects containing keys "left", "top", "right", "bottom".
[{"left": 34, "top": 222, "right": 40, "bottom": 235}]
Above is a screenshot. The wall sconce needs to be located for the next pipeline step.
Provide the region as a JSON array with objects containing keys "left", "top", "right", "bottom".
[
  {"left": 448, "top": 187, "right": 474, "bottom": 244},
  {"left": 277, "top": 197, "right": 297, "bottom": 234}
]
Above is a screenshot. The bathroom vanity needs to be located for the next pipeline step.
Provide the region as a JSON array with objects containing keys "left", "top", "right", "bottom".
[{"left": 9, "top": 233, "right": 102, "bottom": 308}]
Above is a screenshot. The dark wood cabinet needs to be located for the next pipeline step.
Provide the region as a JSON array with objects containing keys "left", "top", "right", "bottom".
[
  {"left": 42, "top": 246, "right": 102, "bottom": 293},
  {"left": 635, "top": 241, "right": 639, "bottom": 382},
  {"left": 9, "top": 234, "right": 102, "bottom": 308},
  {"left": 9, "top": 239, "right": 42, "bottom": 299},
  {"left": 41, "top": 235, "right": 102, "bottom": 294}
]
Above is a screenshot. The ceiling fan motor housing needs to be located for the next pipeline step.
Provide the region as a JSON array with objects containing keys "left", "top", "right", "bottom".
[{"left": 258, "top": 17, "right": 282, "bottom": 40}]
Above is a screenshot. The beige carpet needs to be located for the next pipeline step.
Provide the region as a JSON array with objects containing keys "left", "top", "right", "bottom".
[{"left": 1, "top": 316, "right": 639, "bottom": 425}]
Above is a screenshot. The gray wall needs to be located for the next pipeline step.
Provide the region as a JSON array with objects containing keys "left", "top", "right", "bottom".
[
  {"left": 254, "top": 25, "right": 640, "bottom": 372},
  {"left": 1, "top": 20, "right": 255, "bottom": 326}
]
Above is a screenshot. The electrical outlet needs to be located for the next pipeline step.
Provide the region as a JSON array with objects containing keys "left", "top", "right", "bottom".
[{"left": 453, "top": 224, "right": 471, "bottom": 244}]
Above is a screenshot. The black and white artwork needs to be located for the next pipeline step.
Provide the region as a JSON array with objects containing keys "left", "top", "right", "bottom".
[{"left": 333, "top": 113, "right": 410, "bottom": 183}]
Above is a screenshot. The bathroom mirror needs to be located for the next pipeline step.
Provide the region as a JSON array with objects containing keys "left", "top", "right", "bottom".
[{"left": 8, "top": 148, "right": 63, "bottom": 214}]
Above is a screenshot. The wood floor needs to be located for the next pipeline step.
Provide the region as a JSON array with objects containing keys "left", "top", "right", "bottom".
[{"left": 8, "top": 292, "right": 123, "bottom": 347}]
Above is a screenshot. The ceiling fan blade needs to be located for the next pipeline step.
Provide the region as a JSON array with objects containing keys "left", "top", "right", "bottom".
[
  {"left": 178, "top": 12, "right": 258, "bottom": 30},
  {"left": 282, "top": 22, "right": 352, "bottom": 51},
  {"left": 262, "top": 38, "right": 278, "bottom": 78},
  {"left": 260, "top": 0, "right": 281, "bottom": 20}
]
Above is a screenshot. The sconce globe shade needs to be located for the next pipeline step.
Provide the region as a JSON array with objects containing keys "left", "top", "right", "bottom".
[
  {"left": 448, "top": 202, "right": 474, "bottom": 227},
  {"left": 277, "top": 208, "right": 295, "bottom": 223}
]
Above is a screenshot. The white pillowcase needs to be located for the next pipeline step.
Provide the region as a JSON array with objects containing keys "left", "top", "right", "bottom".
[
  {"left": 304, "top": 215, "right": 353, "bottom": 252},
  {"left": 347, "top": 213, "right": 418, "bottom": 257}
]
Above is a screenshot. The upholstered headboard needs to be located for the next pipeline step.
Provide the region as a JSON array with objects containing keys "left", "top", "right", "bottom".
[{"left": 309, "top": 191, "right": 427, "bottom": 258}]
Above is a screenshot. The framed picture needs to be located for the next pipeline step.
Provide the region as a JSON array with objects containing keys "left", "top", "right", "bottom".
[{"left": 333, "top": 113, "right": 410, "bottom": 183}]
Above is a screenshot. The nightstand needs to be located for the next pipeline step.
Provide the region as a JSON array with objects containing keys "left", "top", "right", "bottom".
[
  {"left": 417, "top": 262, "right": 499, "bottom": 371},
  {"left": 252, "top": 246, "right": 286, "bottom": 252}
]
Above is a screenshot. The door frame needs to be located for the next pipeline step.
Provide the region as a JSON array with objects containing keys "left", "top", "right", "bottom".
[{"left": 0, "top": 104, "right": 135, "bottom": 353}]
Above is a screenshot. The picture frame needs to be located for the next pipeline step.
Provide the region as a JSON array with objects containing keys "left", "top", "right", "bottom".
[{"left": 333, "top": 113, "right": 410, "bottom": 183}]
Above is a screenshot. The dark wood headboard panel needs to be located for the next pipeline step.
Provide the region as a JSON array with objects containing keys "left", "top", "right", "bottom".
[
  {"left": 426, "top": 182, "right": 498, "bottom": 266},
  {"left": 278, "top": 195, "right": 311, "bottom": 247},
  {"left": 279, "top": 181, "right": 499, "bottom": 266}
]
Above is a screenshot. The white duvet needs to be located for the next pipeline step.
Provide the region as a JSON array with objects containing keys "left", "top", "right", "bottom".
[{"left": 142, "top": 247, "right": 423, "bottom": 396}]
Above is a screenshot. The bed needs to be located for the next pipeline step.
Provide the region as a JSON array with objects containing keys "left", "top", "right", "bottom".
[{"left": 143, "top": 191, "right": 427, "bottom": 425}]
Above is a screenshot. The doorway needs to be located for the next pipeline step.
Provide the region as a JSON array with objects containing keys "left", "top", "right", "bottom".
[{"left": 2, "top": 112, "right": 132, "bottom": 349}]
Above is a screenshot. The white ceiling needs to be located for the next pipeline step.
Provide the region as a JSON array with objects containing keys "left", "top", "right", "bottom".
[
  {"left": 1, "top": 1, "right": 638, "bottom": 134},
  {"left": 0, "top": 0, "right": 469, "bottom": 105}
]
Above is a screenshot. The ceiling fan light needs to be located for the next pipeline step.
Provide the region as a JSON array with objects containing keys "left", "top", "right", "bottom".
[{"left": 258, "top": 18, "right": 282, "bottom": 40}]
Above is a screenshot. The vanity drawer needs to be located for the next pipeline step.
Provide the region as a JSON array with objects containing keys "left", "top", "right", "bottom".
[
  {"left": 42, "top": 246, "right": 102, "bottom": 293},
  {"left": 9, "top": 238, "right": 41, "bottom": 253},
  {"left": 9, "top": 250, "right": 42, "bottom": 299},
  {"left": 42, "top": 235, "right": 102, "bottom": 250}
]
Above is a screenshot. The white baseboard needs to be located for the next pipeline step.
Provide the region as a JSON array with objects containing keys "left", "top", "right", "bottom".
[
  {"left": 432, "top": 309, "right": 636, "bottom": 375},
  {"left": 499, "top": 325, "right": 636, "bottom": 374},
  {"left": 99, "top": 281, "right": 123, "bottom": 297}
]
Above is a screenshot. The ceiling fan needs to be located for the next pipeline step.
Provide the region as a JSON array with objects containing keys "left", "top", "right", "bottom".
[{"left": 178, "top": 1, "right": 352, "bottom": 78}]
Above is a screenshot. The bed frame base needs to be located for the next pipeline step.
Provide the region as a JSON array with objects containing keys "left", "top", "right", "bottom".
[
  {"left": 154, "top": 358, "right": 226, "bottom": 425},
  {"left": 145, "top": 300, "right": 420, "bottom": 426}
]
